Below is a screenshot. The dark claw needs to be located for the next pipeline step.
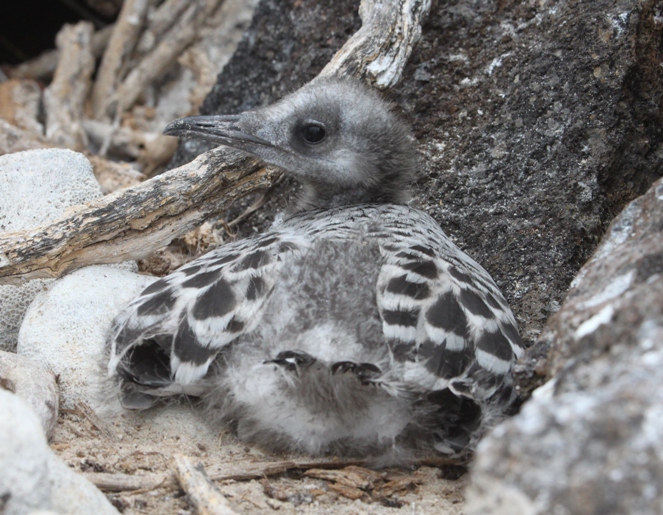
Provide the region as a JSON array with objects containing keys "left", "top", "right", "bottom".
[
  {"left": 265, "top": 350, "right": 316, "bottom": 371},
  {"left": 355, "top": 363, "right": 382, "bottom": 384},
  {"left": 331, "top": 361, "right": 382, "bottom": 385},
  {"left": 331, "top": 361, "right": 357, "bottom": 375}
]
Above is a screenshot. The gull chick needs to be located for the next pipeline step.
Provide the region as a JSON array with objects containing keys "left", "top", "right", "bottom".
[{"left": 107, "top": 77, "right": 524, "bottom": 462}]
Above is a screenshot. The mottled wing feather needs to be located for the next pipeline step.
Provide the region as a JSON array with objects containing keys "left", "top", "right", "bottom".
[
  {"left": 108, "top": 231, "right": 307, "bottom": 384},
  {"left": 371, "top": 207, "right": 524, "bottom": 397}
]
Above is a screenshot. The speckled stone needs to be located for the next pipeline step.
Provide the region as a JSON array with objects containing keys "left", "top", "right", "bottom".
[
  {"left": 467, "top": 177, "right": 663, "bottom": 514},
  {"left": 0, "top": 389, "right": 118, "bottom": 515},
  {"left": 0, "top": 149, "right": 102, "bottom": 351},
  {"left": 17, "top": 266, "right": 157, "bottom": 409}
]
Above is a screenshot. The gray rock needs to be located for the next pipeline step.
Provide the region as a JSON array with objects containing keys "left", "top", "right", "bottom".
[
  {"left": 0, "top": 389, "right": 118, "bottom": 515},
  {"left": 0, "top": 149, "right": 102, "bottom": 351},
  {"left": 0, "top": 351, "right": 58, "bottom": 440},
  {"left": 17, "top": 265, "right": 156, "bottom": 409},
  {"left": 467, "top": 177, "right": 663, "bottom": 514}
]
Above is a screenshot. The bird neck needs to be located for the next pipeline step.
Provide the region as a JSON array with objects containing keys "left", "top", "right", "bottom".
[{"left": 296, "top": 178, "right": 411, "bottom": 211}]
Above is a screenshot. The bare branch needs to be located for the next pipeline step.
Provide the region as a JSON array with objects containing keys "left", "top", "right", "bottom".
[
  {"left": 320, "top": 0, "right": 432, "bottom": 88},
  {"left": 115, "top": 0, "right": 224, "bottom": 115},
  {"left": 92, "top": 0, "right": 150, "bottom": 120},
  {"left": 83, "top": 456, "right": 463, "bottom": 493},
  {"left": 43, "top": 22, "right": 96, "bottom": 150},
  {"left": 171, "top": 454, "right": 238, "bottom": 515},
  {"left": 0, "top": 149, "right": 279, "bottom": 284},
  {"left": 10, "top": 25, "right": 114, "bottom": 81}
]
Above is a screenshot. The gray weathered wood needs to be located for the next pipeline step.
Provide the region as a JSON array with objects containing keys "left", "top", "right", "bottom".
[
  {"left": 320, "top": 0, "right": 431, "bottom": 88},
  {"left": 172, "top": 454, "right": 238, "bottom": 515},
  {"left": 0, "top": 149, "right": 276, "bottom": 284}
]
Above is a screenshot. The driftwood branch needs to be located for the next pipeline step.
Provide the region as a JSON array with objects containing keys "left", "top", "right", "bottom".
[
  {"left": 116, "top": 0, "right": 224, "bottom": 114},
  {"left": 91, "top": 0, "right": 149, "bottom": 119},
  {"left": 10, "top": 24, "right": 114, "bottom": 81},
  {"left": 0, "top": 149, "right": 277, "bottom": 284},
  {"left": 171, "top": 454, "right": 238, "bottom": 515},
  {"left": 83, "top": 456, "right": 463, "bottom": 493},
  {"left": 43, "top": 22, "right": 95, "bottom": 151},
  {"left": 0, "top": 0, "right": 430, "bottom": 284},
  {"left": 320, "top": 0, "right": 431, "bottom": 88}
]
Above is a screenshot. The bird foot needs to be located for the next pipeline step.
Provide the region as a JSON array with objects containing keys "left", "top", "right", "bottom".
[
  {"left": 265, "top": 350, "right": 316, "bottom": 372},
  {"left": 331, "top": 361, "right": 382, "bottom": 385}
]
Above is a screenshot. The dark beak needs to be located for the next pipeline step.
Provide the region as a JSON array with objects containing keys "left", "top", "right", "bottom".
[{"left": 163, "top": 115, "right": 274, "bottom": 152}]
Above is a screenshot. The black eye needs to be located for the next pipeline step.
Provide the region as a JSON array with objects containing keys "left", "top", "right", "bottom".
[{"left": 301, "top": 124, "right": 326, "bottom": 144}]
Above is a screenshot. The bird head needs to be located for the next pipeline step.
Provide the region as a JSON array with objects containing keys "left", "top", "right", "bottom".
[{"left": 164, "top": 77, "right": 417, "bottom": 209}]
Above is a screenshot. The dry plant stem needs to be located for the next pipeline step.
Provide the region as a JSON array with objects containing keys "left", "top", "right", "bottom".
[
  {"left": 92, "top": 0, "right": 149, "bottom": 120},
  {"left": 116, "top": 0, "right": 224, "bottom": 114},
  {"left": 43, "top": 22, "right": 95, "bottom": 150},
  {"left": 83, "top": 471, "right": 172, "bottom": 492},
  {"left": 137, "top": 0, "right": 191, "bottom": 53},
  {"left": 10, "top": 24, "right": 114, "bottom": 81},
  {"left": 172, "top": 454, "right": 238, "bottom": 515},
  {"left": 84, "top": 456, "right": 463, "bottom": 493},
  {"left": 0, "top": 149, "right": 277, "bottom": 284},
  {"left": 320, "top": 0, "right": 431, "bottom": 88}
]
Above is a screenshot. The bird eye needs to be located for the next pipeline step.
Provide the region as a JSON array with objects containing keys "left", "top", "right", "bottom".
[{"left": 301, "top": 124, "right": 326, "bottom": 144}]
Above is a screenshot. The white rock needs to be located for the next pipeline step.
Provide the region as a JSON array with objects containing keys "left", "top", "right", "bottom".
[
  {"left": 0, "top": 351, "right": 59, "bottom": 440},
  {"left": 0, "top": 389, "right": 118, "bottom": 515},
  {"left": 0, "top": 149, "right": 102, "bottom": 351},
  {"left": 17, "top": 265, "right": 157, "bottom": 409}
]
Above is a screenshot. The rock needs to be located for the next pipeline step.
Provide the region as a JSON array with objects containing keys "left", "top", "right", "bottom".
[
  {"left": 17, "top": 265, "right": 156, "bottom": 409},
  {"left": 171, "top": 0, "right": 663, "bottom": 349},
  {"left": 466, "top": 177, "right": 663, "bottom": 514},
  {"left": 0, "top": 351, "right": 59, "bottom": 440},
  {"left": 0, "top": 149, "right": 102, "bottom": 351},
  {"left": 0, "top": 389, "right": 118, "bottom": 515}
]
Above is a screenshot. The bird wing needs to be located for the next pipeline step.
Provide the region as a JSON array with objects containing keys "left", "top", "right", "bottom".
[
  {"left": 371, "top": 207, "right": 524, "bottom": 398},
  {"left": 108, "top": 230, "right": 307, "bottom": 385}
]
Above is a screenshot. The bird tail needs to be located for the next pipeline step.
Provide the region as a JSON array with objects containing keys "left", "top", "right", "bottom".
[{"left": 112, "top": 338, "right": 208, "bottom": 409}]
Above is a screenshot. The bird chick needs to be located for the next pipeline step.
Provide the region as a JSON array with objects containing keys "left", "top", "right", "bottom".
[{"left": 107, "top": 77, "right": 524, "bottom": 463}]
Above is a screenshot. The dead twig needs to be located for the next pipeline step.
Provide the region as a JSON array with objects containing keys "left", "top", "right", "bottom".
[
  {"left": 75, "top": 401, "right": 117, "bottom": 440},
  {"left": 136, "top": 0, "right": 192, "bottom": 54},
  {"left": 43, "top": 22, "right": 95, "bottom": 150},
  {"left": 172, "top": 454, "right": 238, "bottom": 515},
  {"left": 320, "top": 0, "right": 431, "bottom": 88},
  {"left": 92, "top": 0, "right": 150, "bottom": 120},
  {"left": 83, "top": 456, "right": 464, "bottom": 493},
  {"left": 115, "top": 0, "right": 224, "bottom": 115},
  {"left": 0, "top": 148, "right": 276, "bottom": 284},
  {"left": 83, "top": 471, "right": 174, "bottom": 492}
]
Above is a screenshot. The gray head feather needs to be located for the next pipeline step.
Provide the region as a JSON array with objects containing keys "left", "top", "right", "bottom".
[{"left": 165, "top": 77, "right": 417, "bottom": 210}]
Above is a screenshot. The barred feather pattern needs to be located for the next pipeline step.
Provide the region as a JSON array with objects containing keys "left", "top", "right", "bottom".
[{"left": 108, "top": 204, "right": 524, "bottom": 457}]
